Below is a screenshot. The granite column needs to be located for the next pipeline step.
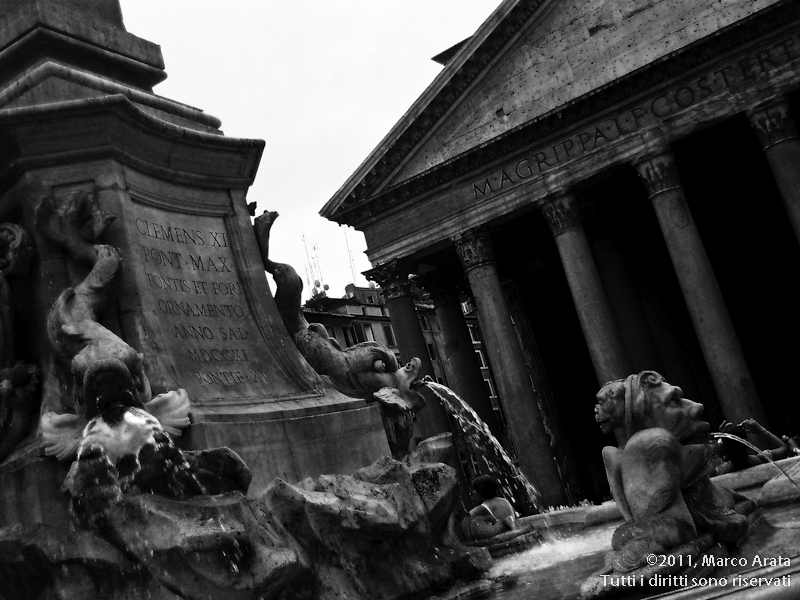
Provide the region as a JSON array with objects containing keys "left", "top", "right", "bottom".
[
  {"left": 454, "top": 230, "right": 567, "bottom": 507},
  {"left": 541, "top": 194, "right": 630, "bottom": 386},
  {"left": 419, "top": 272, "right": 502, "bottom": 438},
  {"left": 372, "top": 265, "right": 451, "bottom": 439},
  {"left": 748, "top": 98, "right": 800, "bottom": 246},
  {"left": 634, "top": 151, "right": 766, "bottom": 426}
]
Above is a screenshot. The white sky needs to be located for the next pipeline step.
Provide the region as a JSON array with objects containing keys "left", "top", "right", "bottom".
[{"left": 120, "top": 1, "right": 498, "bottom": 299}]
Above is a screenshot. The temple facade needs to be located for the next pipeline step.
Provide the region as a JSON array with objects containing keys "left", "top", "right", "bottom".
[{"left": 322, "top": 0, "right": 800, "bottom": 506}]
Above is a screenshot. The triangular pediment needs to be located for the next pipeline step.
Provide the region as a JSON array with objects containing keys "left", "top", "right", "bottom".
[
  {"left": 391, "top": 0, "right": 780, "bottom": 184},
  {"left": 323, "top": 0, "right": 781, "bottom": 219}
]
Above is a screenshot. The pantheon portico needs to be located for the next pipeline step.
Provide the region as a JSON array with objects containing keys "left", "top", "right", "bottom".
[{"left": 322, "top": 0, "right": 800, "bottom": 507}]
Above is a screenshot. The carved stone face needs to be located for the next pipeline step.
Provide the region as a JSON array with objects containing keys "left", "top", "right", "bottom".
[
  {"left": 355, "top": 356, "right": 424, "bottom": 410},
  {"left": 633, "top": 371, "right": 709, "bottom": 442},
  {"left": 596, "top": 371, "right": 709, "bottom": 443},
  {"left": 80, "top": 356, "right": 149, "bottom": 421},
  {"left": 596, "top": 380, "right": 626, "bottom": 434}
]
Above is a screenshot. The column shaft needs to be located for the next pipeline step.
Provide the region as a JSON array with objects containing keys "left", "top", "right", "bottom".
[
  {"left": 456, "top": 232, "right": 567, "bottom": 508},
  {"left": 542, "top": 195, "right": 630, "bottom": 385},
  {"left": 431, "top": 288, "right": 501, "bottom": 438},
  {"left": 591, "top": 237, "right": 664, "bottom": 375},
  {"left": 748, "top": 98, "right": 800, "bottom": 246},
  {"left": 381, "top": 283, "right": 451, "bottom": 439},
  {"left": 635, "top": 152, "right": 766, "bottom": 426}
]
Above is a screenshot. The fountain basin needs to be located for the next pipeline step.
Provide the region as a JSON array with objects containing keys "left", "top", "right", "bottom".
[{"left": 431, "top": 460, "right": 800, "bottom": 600}]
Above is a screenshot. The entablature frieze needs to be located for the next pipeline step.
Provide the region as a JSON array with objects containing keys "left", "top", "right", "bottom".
[{"left": 0, "top": 95, "right": 264, "bottom": 194}]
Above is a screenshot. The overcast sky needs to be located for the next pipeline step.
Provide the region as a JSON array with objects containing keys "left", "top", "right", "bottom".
[{"left": 120, "top": 1, "right": 498, "bottom": 299}]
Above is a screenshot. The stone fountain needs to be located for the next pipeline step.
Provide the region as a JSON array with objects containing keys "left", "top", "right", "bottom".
[
  {"left": 0, "top": 2, "right": 491, "bottom": 598},
  {"left": 4, "top": 4, "right": 800, "bottom": 600},
  {"left": 431, "top": 372, "right": 800, "bottom": 600}
]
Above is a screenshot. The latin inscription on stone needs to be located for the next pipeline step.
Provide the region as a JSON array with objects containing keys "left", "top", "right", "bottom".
[
  {"left": 470, "top": 31, "right": 800, "bottom": 200},
  {"left": 133, "top": 203, "right": 276, "bottom": 401}
]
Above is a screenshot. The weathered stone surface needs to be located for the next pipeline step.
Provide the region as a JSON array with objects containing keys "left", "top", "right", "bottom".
[
  {"left": 183, "top": 446, "right": 253, "bottom": 495},
  {"left": 63, "top": 490, "right": 315, "bottom": 600},
  {"left": 411, "top": 462, "right": 459, "bottom": 531},
  {"left": 757, "top": 459, "right": 800, "bottom": 506},
  {"left": 404, "top": 432, "right": 456, "bottom": 467},
  {"left": 0, "top": 522, "right": 176, "bottom": 600},
  {"left": 264, "top": 454, "right": 488, "bottom": 600}
]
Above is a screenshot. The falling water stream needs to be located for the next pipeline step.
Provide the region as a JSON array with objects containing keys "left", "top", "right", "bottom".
[
  {"left": 422, "top": 380, "right": 541, "bottom": 515},
  {"left": 712, "top": 432, "right": 800, "bottom": 489}
]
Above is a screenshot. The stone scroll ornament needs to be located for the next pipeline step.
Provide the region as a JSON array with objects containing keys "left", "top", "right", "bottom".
[
  {"left": 254, "top": 210, "right": 425, "bottom": 459},
  {"left": 581, "top": 371, "right": 757, "bottom": 599},
  {"left": 0, "top": 223, "right": 40, "bottom": 463}
]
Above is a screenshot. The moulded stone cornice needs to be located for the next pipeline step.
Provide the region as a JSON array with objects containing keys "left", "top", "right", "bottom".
[
  {"left": 327, "top": 0, "right": 798, "bottom": 228},
  {"left": 0, "top": 94, "right": 264, "bottom": 193},
  {"left": 0, "top": 0, "right": 164, "bottom": 71},
  {"left": 0, "top": 27, "right": 166, "bottom": 92},
  {"left": 0, "top": 61, "right": 220, "bottom": 129}
]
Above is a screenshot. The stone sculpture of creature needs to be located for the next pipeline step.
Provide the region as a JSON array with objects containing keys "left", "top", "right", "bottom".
[
  {"left": 0, "top": 223, "right": 40, "bottom": 463},
  {"left": 36, "top": 192, "right": 190, "bottom": 461},
  {"left": 254, "top": 210, "right": 424, "bottom": 458},
  {"left": 586, "top": 371, "right": 753, "bottom": 591},
  {"left": 24, "top": 195, "right": 314, "bottom": 600}
]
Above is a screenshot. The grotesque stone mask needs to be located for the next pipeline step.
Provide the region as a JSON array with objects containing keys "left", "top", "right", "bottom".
[
  {"left": 627, "top": 371, "right": 709, "bottom": 442},
  {"left": 595, "top": 379, "right": 626, "bottom": 435}
]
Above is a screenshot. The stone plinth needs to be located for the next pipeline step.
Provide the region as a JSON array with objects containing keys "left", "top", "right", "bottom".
[{"left": 0, "top": 1, "right": 390, "bottom": 510}]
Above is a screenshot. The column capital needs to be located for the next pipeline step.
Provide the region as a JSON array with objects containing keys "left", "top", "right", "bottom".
[
  {"left": 453, "top": 230, "right": 495, "bottom": 273},
  {"left": 747, "top": 97, "right": 798, "bottom": 150},
  {"left": 416, "top": 268, "right": 471, "bottom": 309},
  {"left": 365, "top": 260, "right": 413, "bottom": 301},
  {"left": 634, "top": 151, "right": 681, "bottom": 198},
  {"left": 541, "top": 193, "right": 580, "bottom": 236}
]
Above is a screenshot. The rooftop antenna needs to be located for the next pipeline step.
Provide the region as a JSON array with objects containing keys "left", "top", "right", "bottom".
[
  {"left": 312, "top": 242, "right": 325, "bottom": 288},
  {"left": 302, "top": 234, "right": 314, "bottom": 288},
  {"left": 343, "top": 226, "right": 358, "bottom": 285}
]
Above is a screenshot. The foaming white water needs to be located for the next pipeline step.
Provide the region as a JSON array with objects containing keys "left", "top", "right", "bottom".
[{"left": 490, "top": 523, "right": 615, "bottom": 576}]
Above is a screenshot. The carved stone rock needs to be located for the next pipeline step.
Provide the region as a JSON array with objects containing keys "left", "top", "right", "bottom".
[{"left": 264, "top": 451, "right": 490, "bottom": 599}]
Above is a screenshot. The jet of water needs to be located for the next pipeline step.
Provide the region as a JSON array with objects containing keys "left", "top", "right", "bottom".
[
  {"left": 712, "top": 432, "right": 800, "bottom": 489},
  {"left": 422, "top": 380, "right": 541, "bottom": 515}
]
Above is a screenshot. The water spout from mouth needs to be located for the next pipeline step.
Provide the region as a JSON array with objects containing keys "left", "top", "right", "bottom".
[{"left": 712, "top": 431, "right": 800, "bottom": 489}]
